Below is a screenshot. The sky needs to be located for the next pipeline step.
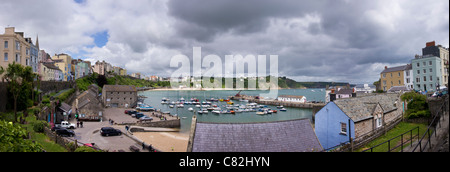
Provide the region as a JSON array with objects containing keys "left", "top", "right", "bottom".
[{"left": 1, "top": 0, "right": 448, "bottom": 84}]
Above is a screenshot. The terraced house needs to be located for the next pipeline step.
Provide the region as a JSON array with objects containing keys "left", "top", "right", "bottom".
[{"left": 380, "top": 64, "right": 413, "bottom": 92}]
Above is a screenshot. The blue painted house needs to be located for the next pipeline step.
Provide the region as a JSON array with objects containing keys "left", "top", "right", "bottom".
[{"left": 315, "top": 94, "right": 402, "bottom": 150}]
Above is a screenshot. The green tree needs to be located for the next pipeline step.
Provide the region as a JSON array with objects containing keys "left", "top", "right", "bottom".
[
  {"left": 0, "top": 62, "right": 34, "bottom": 122},
  {"left": 401, "top": 91, "right": 430, "bottom": 119}
]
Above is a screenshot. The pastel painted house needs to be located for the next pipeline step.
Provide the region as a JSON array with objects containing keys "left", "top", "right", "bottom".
[{"left": 314, "top": 94, "right": 402, "bottom": 150}]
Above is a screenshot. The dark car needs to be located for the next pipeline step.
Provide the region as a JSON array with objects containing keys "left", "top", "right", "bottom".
[
  {"left": 100, "top": 127, "right": 122, "bottom": 137},
  {"left": 55, "top": 128, "right": 75, "bottom": 137}
]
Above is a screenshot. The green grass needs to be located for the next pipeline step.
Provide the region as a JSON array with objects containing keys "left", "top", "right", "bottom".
[
  {"left": 357, "top": 122, "right": 429, "bottom": 152},
  {"left": 22, "top": 116, "right": 67, "bottom": 152}
]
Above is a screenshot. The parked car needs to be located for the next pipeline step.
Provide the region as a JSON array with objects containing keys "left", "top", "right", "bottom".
[
  {"left": 100, "top": 127, "right": 122, "bottom": 137},
  {"left": 134, "top": 113, "right": 145, "bottom": 119},
  {"left": 139, "top": 116, "right": 153, "bottom": 122},
  {"left": 55, "top": 121, "right": 76, "bottom": 129},
  {"left": 55, "top": 128, "right": 75, "bottom": 137},
  {"left": 127, "top": 110, "right": 138, "bottom": 115}
]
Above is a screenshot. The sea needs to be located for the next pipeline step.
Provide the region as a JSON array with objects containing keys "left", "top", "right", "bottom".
[{"left": 139, "top": 89, "right": 326, "bottom": 133}]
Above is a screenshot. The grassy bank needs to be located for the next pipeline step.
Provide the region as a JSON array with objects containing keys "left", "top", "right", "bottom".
[{"left": 357, "top": 122, "right": 428, "bottom": 152}]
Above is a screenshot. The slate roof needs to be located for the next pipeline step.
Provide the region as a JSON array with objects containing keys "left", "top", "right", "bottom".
[
  {"left": 381, "top": 64, "right": 411, "bottom": 74},
  {"left": 333, "top": 94, "right": 399, "bottom": 122},
  {"left": 103, "top": 85, "right": 136, "bottom": 92},
  {"left": 190, "top": 119, "right": 323, "bottom": 152}
]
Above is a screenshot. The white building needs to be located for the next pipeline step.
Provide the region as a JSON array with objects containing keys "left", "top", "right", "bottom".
[{"left": 277, "top": 95, "right": 307, "bottom": 103}]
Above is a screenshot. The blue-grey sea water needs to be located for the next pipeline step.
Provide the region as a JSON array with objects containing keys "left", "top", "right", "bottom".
[{"left": 139, "top": 89, "right": 325, "bottom": 132}]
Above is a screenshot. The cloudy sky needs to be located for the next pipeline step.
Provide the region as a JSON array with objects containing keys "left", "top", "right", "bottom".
[{"left": 1, "top": 0, "right": 448, "bottom": 84}]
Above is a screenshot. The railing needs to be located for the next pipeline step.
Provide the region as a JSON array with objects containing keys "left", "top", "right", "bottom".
[
  {"left": 362, "top": 126, "right": 420, "bottom": 152},
  {"left": 411, "top": 97, "right": 447, "bottom": 152}
]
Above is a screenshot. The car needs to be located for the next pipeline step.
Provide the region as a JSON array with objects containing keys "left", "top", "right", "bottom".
[
  {"left": 55, "top": 128, "right": 75, "bottom": 137},
  {"left": 100, "top": 127, "right": 122, "bottom": 137},
  {"left": 134, "top": 112, "right": 145, "bottom": 119},
  {"left": 139, "top": 116, "right": 153, "bottom": 122},
  {"left": 55, "top": 121, "right": 76, "bottom": 129}
]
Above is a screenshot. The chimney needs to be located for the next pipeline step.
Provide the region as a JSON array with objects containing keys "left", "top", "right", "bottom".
[
  {"left": 385, "top": 66, "right": 388, "bottom": 69},
  {"left": 352, "top": 88, "right": 357, "bottom": 97},
  {"left": 330, "top": 89, "right": 336, "bottom": 102},
  {"left": 426, "top": 41, "right": 435, "bottom": 47}
]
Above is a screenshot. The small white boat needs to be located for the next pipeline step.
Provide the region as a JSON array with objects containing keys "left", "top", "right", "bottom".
[
  {"left": 188, "top": 107, "right": 194, "bottom": 111},
  {"left": 280, "top": 108, "right": 287, "bottom": 111},
  {"left": 277, "top": 105, "right": 284, "bottom": 109},
  {"left": 169, "top": 105, "right": 174, "bottom": 108},
  {"left": 177, "top": 104, "right": 184, "bottom": 108}
]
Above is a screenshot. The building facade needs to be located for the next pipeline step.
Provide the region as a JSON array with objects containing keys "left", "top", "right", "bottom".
[
  {"left": 277, "top": 95, "right": 307, "bottom": 103},
  {"left": 380, "top": 65, "right": 411, "bottom": 92},
  {"left": 411, "top": 55, "right": 442, "bottom": 92},
  {"left": 102, "top": 85, "right": 137, "bottom": 108},
  {"left": 1, "top": 27, "right": 33, "bottom": 79},
  {"left": 52, "top": 53, "right": 72, "bottom": 81},
  {"left": 315, "top": 94, "right": 402, "bottom": 150},
  {"left": 422, "top": 41, "right": 449, "bottom": 87}
]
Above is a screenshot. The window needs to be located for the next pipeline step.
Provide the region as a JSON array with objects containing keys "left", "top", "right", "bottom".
[
  {"left": 416, "top": 77, "right": 420, "bottom": 83},
  {"left": 423, "top": 76, "right": 426, "bottom": 81},
  {"left": 383, "top": 73, "right": 386, "bottom": 78},
  {"left": 430, "top": 76, "right": 432, "bottom": 81},
  {"left": 423, "top": 69, "right": 426, "bottom": 74},
  {"left": 398, "top": 80, "right": 401, "bottom": 85},
  {"left": 3, "top": 53, "right": 8, "bottom": 61},
  {"left": 398, "top": 72, "right": 401, "bottom": 77},
  {"left": 376, "top": 117, "right": 382, "bottom": 128},
  {"left": 417, "top": 63, "right": 420, "bottom": 67},
  {"left": 15, "top": 53, "right": 20, "bottom": 62},
  {"left": 406, "top": 71, "right": 410, "bottom": 76},
  {"left": 429, "top": 61, "right": 432, "bottom": 65},
  {"left": 390, "top": 73, "right": 393, "bottom": 77},
  {"left": 407, "top": 78, "right": 410, "bottom": 83},
  {"left": 429, "top": 68, "right": 432, "bottom": 73},
  {"left": 423, "top": 62, "right": 426, "bottom": 66},
  {"left": 417, "top": 70, "right": 420, "bottom": 74},
  {"left": 4, "top": 41, "right": 8, "bottom": 49},
  {"left": 15, "top": 41, "right": 20, "bottom": 50},
  {"left": 340, "top": 123, "right": 347, "bottom": 135}
]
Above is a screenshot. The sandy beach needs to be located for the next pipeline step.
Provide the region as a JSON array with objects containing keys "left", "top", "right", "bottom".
[{"left": 133, "top": 132, "right": 189, "bottom": 152}]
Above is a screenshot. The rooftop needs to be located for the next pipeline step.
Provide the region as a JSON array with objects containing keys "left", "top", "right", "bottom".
[
  {"left": 103, "top": 85, "right": 136, "bottom": 92},
  {"left": 333, "top": 93, "right": 400, "bottom": 122},
  {"left": 189, "top": 118, "right": 323, "bottom": 152}
]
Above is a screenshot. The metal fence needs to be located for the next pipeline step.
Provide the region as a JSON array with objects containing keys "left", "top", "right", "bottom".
[
  {"left": 411, "top": 96, "right": 448, "bottom": 152},
  {"left": 362, "top": 126, "right": 420, "bottom": 152}
]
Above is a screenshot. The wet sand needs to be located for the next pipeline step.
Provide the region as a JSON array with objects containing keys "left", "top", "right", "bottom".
[{"left": 133, "top": 132, "right": 189, "bottom": 152}]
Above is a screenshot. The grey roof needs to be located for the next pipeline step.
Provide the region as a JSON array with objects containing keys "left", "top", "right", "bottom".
[
  {"left": 333, "top": 94, "right": 399, "bottom": 122},
  {"left": 59, "top": 102, "right": 72, "bottom": 112},
  {"left": 336, "top": 88, "right": 353, "bottom": 95},
  {"left": 381, "top": 64, "right": 411, "bottom": 74},
  {"left": 388, "top": 86, "right": 411, "bottom": 93},
  {"left": 103, "top": 85, "right": 136, "bottom": 92},
  {"left": 190, "top": 119, "right": 323, "bottom": 152}
]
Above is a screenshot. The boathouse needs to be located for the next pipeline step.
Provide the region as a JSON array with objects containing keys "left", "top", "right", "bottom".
[{"left": 187, "top": 117, "right": 323, "bottom": 152}]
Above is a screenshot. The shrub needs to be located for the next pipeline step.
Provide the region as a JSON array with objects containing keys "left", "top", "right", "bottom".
[
  {"left": 74, "top": 146, "right": 102, "bottom": 152},
  {"left": 31, "top": 120, "right": 49, "bottom": 133}
]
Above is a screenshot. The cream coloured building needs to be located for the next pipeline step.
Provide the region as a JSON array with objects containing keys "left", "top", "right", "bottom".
[{"left": 1, "top": 27, "right": 33, "bottom": 79}]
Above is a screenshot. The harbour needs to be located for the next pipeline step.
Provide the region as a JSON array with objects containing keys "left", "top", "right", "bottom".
[{"left": 137, "top": 88, "right": 326, "bottom": 132}]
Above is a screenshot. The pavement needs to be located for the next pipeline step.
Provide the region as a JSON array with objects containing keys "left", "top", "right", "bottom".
[
  {"left": 66, "top": 107, "right": 178, "bottom": 152},
  {"left": 405, "top": 110, "right": 449, "bottom": 152}
]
